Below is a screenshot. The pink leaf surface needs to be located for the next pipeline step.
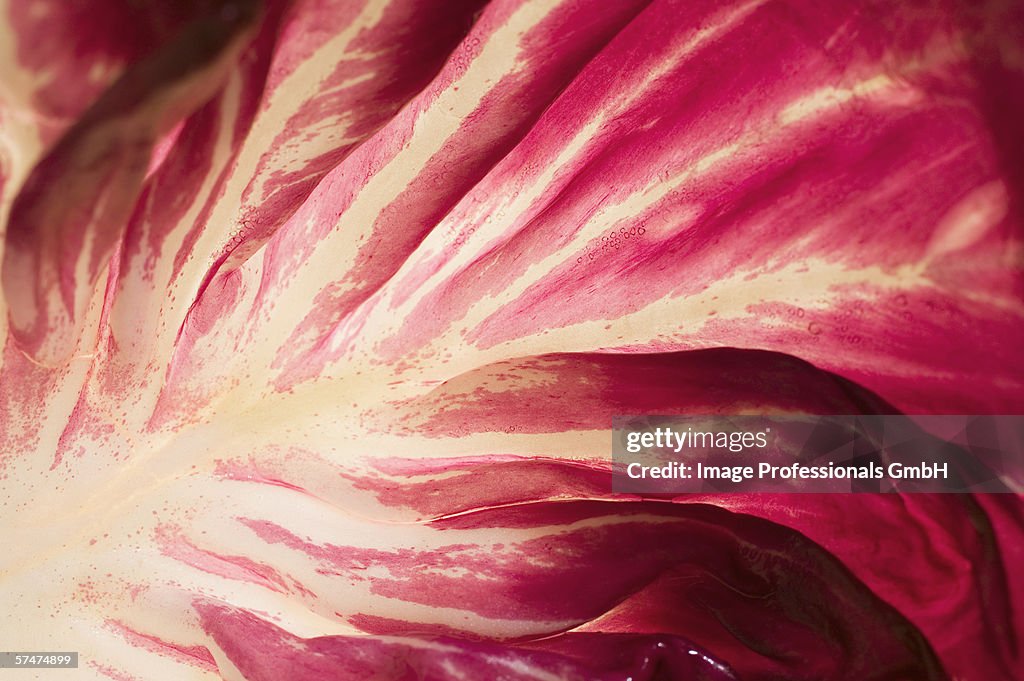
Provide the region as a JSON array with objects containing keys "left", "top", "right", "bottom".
[{"left": 0, "top": 0, "right": 1021, "bottom": 680}]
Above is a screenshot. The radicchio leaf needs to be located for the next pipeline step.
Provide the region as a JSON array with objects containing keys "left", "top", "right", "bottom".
[{"left": 1, "top": 0, "right": 1021, "bottom": 680}]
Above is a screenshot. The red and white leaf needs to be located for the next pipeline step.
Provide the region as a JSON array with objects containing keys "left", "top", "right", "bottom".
[{"left": 1, "top": 1, "right": 1021, "bottom": 680}]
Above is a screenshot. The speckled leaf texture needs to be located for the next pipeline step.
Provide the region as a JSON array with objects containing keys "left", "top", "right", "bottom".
[{"left": 0, "top": 0, "right": 1021, "bottom": 679}]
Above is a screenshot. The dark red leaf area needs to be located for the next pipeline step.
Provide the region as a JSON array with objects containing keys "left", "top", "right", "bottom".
[
  {"left": 199, "top": 600, "right": 743, "bottom": 680},
  {"left": 237, "top": 500, "right": 947, "bottom": 681},
  {"left": 7, "top": 0, "right": 260, "bottom": 121},
  {"left": 394, "top": 348, "right": 896, "bottom": 439}
]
